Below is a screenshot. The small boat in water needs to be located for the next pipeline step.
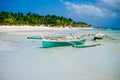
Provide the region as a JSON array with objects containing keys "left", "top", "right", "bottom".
[
  {"left": 94, "top": 33, "right": 104, "bottom": 40},
  {"left": 42, "top": 38, "right": 86, "bottom": 48}
]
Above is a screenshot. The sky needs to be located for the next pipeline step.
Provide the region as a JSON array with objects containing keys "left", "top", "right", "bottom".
[{"left": 0, "top": 0, "right": 120, "bottom": 28}]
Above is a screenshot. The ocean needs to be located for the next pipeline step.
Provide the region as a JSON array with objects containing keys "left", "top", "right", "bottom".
[{"left": 0, "top": 29, "right": 120, "bottom": 80}]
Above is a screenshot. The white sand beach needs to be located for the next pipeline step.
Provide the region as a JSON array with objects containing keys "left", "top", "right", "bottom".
[
  {"left": 0, "top": 25, "right": 70, "bottom": 32},
  {"left": 0, "top": 25, "right": 120, "bottom": 80},
  {"left": 0, "top": 25, "right": 93, "bottom": 33}
]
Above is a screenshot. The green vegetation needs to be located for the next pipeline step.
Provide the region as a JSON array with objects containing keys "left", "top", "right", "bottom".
[{"left": 0, "top": 11, "right": 91, "bottom": 27}]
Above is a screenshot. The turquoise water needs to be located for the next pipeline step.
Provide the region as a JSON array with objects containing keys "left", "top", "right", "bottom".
[{"left": 0, "top": 29, "right": 120, "bottom": 80}]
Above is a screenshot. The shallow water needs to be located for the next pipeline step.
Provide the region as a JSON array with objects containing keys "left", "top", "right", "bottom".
[{"left": 0, "top": 29, "right": 120, "bottom": 80}]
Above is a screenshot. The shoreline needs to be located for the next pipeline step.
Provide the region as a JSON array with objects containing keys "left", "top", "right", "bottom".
[{"left": 0, "top": 25, "right": 94, "bottom": 32}]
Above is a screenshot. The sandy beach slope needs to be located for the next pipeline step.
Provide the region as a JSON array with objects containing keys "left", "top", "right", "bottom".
[
  {"left": 0, "top": 25, "right": 71, "bottom": 32},
  {"left": 0, "top": 25, "right": 93, "bottom": 32}
]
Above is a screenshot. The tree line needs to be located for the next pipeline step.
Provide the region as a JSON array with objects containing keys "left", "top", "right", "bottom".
[{"left": 0, "top": 11, "right": 92, "bottom": 27}]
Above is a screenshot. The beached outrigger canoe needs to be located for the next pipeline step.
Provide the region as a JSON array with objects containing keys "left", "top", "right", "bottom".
[
  {"left": 93, "top": 33, "right": 104, "bottom": 40},
  {"left": 42, "top": 38, "right": 86, "bottom": 48}
]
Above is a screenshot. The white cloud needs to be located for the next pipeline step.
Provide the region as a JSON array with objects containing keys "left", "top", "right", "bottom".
[
  {"left": 99, "top": 0, "right": 120, "bottom": 17},
  {"left": 101, "top": 0, "right": 120, "bottom": 8},
  {"left": 64, "top": 2, "right": 106, "bottom": 18},
  {"left": 61, "top": 0, "right": 119, "bottom": 18}
]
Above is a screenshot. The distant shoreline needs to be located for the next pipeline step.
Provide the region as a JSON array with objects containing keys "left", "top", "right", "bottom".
[{"left": 0, "top": 25, "right": 94, "bottom": 33}]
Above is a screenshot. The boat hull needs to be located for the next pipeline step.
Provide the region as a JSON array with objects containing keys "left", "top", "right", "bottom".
[
  {"left": 42, "top": 39, "right": 86, "bottom": 48},
  {"left": 93, "top": 33, "right": 104, "bottom": 40},
  {"left": 93, "top": 37, "right": 103, "bottom": 40}
]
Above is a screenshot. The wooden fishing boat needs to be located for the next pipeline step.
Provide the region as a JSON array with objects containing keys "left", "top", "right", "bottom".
[
  {"left": 42, "top": 38, "right": 86, "bottom": 48},
  {"left": 93, "top": 33, "right": 104, "bottom": 40}
]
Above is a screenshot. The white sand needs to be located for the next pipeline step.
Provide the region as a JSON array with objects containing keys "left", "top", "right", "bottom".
[
  {"left": 0, "top": 25, "right": 94, "bottom": 36},
  {"left": 0, "top": 25, "right": 94, "bottom": 32},
  {"left": 0, "top": 25, "right": 74, "bottom": 35},
  {"left": 0, "top": 26, "right": 56, "bottom": 33},
  {"left": 0, "top": 25, "right": 72, "bottom": 32}
]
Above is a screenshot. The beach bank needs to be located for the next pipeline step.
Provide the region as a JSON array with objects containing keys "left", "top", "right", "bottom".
[
  {"left": 0, "top": 25, "right": 93, "bottom": 33},
  {"left": 0, "top": 25, "right": 120, "bottom": 80},
  {"left": 0, "top": 25, "right": 68, "bottom": 33}
]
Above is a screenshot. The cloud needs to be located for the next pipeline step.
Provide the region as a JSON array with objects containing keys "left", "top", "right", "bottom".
[
  {"left": 99, "top": 0, "right": 120, "bottom": 17},
  {"left": 101, "top": 0, "right": 120, "bottom": 8},
  {"left": 64, "top": 2, "right": 105, "bottom": 18},
  {"left": 61, "top": 0, "right": 120, "bottom": 18}
]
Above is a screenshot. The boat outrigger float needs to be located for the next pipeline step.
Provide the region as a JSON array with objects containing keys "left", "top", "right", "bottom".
[
  {"left": 27, "top": 36, "right": 42, "bottom": 39},
  {"left": 72, "top": 43, "right": 101, "bottom": 48}
]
